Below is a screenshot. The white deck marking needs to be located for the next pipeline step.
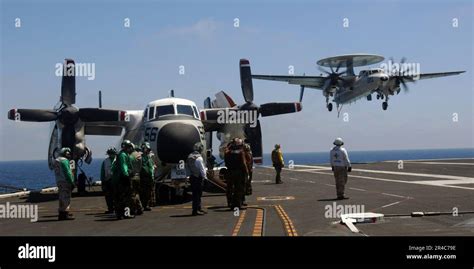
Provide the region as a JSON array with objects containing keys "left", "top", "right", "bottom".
[
  {"left": 291, "top": 165, "right": 329, "bottom": 169},
  {"left": 299, "top": 170, "right": 474, "bottom": 191},
  {"left": 349, "top": 187, "right": 367, "bottom": 192},
  {"left": 295, "top": 168, "right": 332, "bottom": 172},
  {"left": 352, "top": 168, "right": 472, "bottom": 181},
  {"left": 261, "top": 165, "right": 474, "bottom": 190},
  {"left": 403, "top": 161, "right": 473, "bottom": 166},
  {"left": 410, "top": 179, "right": 474, "bottom": 186},
  {"left": 381, "top": 201, "right": 403, "bottom": 208},
  {"left": 252, "top": 180, "right": 272, "bottom": 183},
  {"left": 385, "top": 158, "right": 474, "bottom": 162},
  {"left": 289, "top": 164, "right": 473, "bottom": 181},
  {"left": 381, "top": 193, "right": 409, "bottom": 199}
]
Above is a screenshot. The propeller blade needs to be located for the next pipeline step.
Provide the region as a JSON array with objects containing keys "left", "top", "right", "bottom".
[
  {"left": 78, "top": 108, "right": 127, "bottom": 122},
  {"left": 244, "top": 119, "right": 263, "bottom": 164},
  {"left": 322, "top": 78, "right": 332, "bottom": 92},
  {"left": 400, "top": 79, "right": 409, "bottom": 93},
  {"left": 239, "top": 59, "right": 254, "bottom": 103},
  {"left": 318, "top": 66, "right": 331, "bottom": 75},
  {"left": 259, "top": 102, "right": 302, "bottom": 117},
  {"left": 299, "top": 85, "right": 305, "bottom": 103},
  {"left": 199, "top": 108, "right": 240, "bottom": 121},
  {"left": 204, "top": 97, "right": 212, "bottom": 109},
  {"left": 336, "top": 70, "right": 347, "bottom": 76},
  {"left": 98, "top": 91, "right": 102, "bottom": 108},
  {"left": 61, "top": 59, "right": 76, "bottom": 105},
  {"left": 203, "top": 101, "right": 214, "bottom": 160},
  {"left": 7, "top": 109, "right": 57, "bottom": 122},
  {"left": 329, "top": 64, "right": 335, "bottom": 73},
  {"left": 61, "top": 123, "right": 76, "bottom": 155},
  {"left": 335, "top": 61, "right": 343, "bottom": 73},
  {"left": 47, "top": 123, "right": 60, "bottom": 170}
]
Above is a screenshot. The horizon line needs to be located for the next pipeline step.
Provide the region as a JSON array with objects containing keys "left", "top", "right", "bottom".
[{"left": 1, "top": 147, "right": 472, "bottom": 162}]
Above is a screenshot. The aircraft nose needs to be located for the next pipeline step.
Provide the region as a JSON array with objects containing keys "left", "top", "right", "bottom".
[{"left": 156, "top": 122, "right": 201, "bottom": 164}]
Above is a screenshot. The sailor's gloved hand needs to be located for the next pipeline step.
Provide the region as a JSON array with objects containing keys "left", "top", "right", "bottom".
[
  {"left": 331, "top": 166, "right": 335, "bottom": 171},
  {"left": 347, "top": 167, "right": 352, "bottom": 172}
]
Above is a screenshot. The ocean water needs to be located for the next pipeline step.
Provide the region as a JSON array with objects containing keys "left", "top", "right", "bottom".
[{"left": 0, "top": 148, "right": 472, "bottom": 192}]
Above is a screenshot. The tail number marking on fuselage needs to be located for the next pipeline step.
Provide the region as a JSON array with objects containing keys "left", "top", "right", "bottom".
[{"left": 144, "top": 127, "right": 158, "bottom": 142}]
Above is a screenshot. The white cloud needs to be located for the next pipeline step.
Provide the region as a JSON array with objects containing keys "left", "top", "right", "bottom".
[{"left": 160, "top": 18, "right": 218, "bottom": 39}]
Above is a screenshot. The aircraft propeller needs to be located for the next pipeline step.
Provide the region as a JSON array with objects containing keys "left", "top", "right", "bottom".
[
  {"left": 202, "top": 59, "right": 302, "bottom": 164},
  {"left": 389, "top": 57, "right": 415, "bottom": 94},
  {"left": 318, "top": 62, "right": 347, "bottom": 92},
  {"left": 7, "top": 59, "right": 126, "bottom": 168}
]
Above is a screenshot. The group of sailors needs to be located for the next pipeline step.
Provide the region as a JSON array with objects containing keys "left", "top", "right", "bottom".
[
  {"left": 52, "top": 137, "right": 256, "bottom": 220},
  {"left": 52, "top": 136, "right": 351, "bottom": 221},
  {"left": 53, "top": 140, "right": 156, "bottom": 220}
]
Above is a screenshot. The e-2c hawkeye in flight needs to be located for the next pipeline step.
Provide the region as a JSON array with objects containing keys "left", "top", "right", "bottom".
[{"left": 252, "top": 54, "right": 465, "bottom": 112}]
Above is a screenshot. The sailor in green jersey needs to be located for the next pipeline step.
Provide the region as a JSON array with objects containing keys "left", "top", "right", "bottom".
[
  {"left": 129, "top": 145, "right": 144, "bottom": 215},
  {"left": 112, "top": 140, "right": 135, "bottom": 220},
  {"left": 54, "top": 147, "right": 75, "bottom": 221},
  {"left": 101, "top": 147, "right": 117, "bottom": 213},
  {"left": 139, "top": 142, "right": 155, "bottom": 211}
]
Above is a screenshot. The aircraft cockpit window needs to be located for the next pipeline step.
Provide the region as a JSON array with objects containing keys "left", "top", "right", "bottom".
[
  {"left": 156, "top": 105, "right": 175, "bottom": 117},
  {"left": 371, "top": 69, "right": 380, "bottom": 74},
  {"left": 144, "top": 108, "right": 148, "bottom": 120},
  {"left": 177, "top": 105, "right": 195, "bottom": 117},
  {"left": 148, "top": 106, "right": 155, "bottom": 120},
  {"left": 192, "top": 106, "right": 199, "bottom": 119}
]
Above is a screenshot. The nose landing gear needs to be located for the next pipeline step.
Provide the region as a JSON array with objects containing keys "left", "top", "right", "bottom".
[
  {"left": 327, "top": 103, "right": 333, "bottom": 112},
  {"left": 325, "top": 96, "right": 333, "bottom": 112}
]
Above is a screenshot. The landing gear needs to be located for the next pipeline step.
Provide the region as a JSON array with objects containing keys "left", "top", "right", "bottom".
[
  {"left": 367, "top": 94, "right": 372, "bottom": 101},
  {"left": 325, "top": 96, "right": 333, "bottom": 112},
  {"left": 382, "top": 102, "right": 388, "bottom": 110}
]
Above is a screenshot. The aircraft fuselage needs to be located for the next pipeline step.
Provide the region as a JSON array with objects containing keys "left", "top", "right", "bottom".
[{"left": 334, "top": 69, "right": 389, "bottom": 104}]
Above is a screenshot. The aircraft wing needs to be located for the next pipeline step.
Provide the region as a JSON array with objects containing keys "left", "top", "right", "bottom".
[
  {"left": 415, "top": 71, "right": 465, "bottom": 80},
  {"left": 395, "top": 71, "right": 466, "bottom": 82},
  {"left": 84, "top": 124, "right": 123, "bottom": 136},
  {"left": 252, "top": 74, "right": 327, "bottom": 89},
  {"left": 84, "top": 110, "right": 143, "bottom": 135},
  {"left": 199, "top": 108, "right": 229, "bottom": 133}
]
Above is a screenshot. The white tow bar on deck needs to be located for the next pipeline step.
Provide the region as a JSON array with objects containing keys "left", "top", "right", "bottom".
[{"left": 340, "top": 212, "right": 384, "bottom": 233}]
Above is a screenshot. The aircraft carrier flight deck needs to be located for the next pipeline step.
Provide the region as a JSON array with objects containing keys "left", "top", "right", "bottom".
[{"left": 1, "top": 158, "right": 473, "bottom": 237}]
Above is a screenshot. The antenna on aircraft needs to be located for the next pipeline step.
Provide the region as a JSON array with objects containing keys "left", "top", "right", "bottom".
[
  {"left": 98, "top": 90, "right": 102, "bottom": 108},
  {"left": 169, "top": 89, "right": 175, "bottom": 97}
]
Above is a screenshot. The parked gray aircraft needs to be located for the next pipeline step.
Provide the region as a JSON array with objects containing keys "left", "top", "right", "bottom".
[{"left": 7, "top": 58, "right": 301, "bottom": 190}]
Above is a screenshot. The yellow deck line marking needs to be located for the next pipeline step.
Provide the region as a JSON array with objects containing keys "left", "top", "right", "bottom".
[
  {"left": 279, "top": 206, "right": 294, "bottom": 236},
  {"left": 252, "top": 209, "right": 264, "bottom": 236},
  {"left": 279, "top": 206, "right": 298, "bottom": 236},
  {"left": 232, "top": 210, "right": 247, "bottom": 236},
  {"left": 274, "top": 205, "right": 298, "bottom": 236}
]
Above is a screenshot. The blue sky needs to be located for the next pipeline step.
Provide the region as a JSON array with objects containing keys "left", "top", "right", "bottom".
[{"left": 1, "top": 0, "right": 472, "bottom": 161}]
